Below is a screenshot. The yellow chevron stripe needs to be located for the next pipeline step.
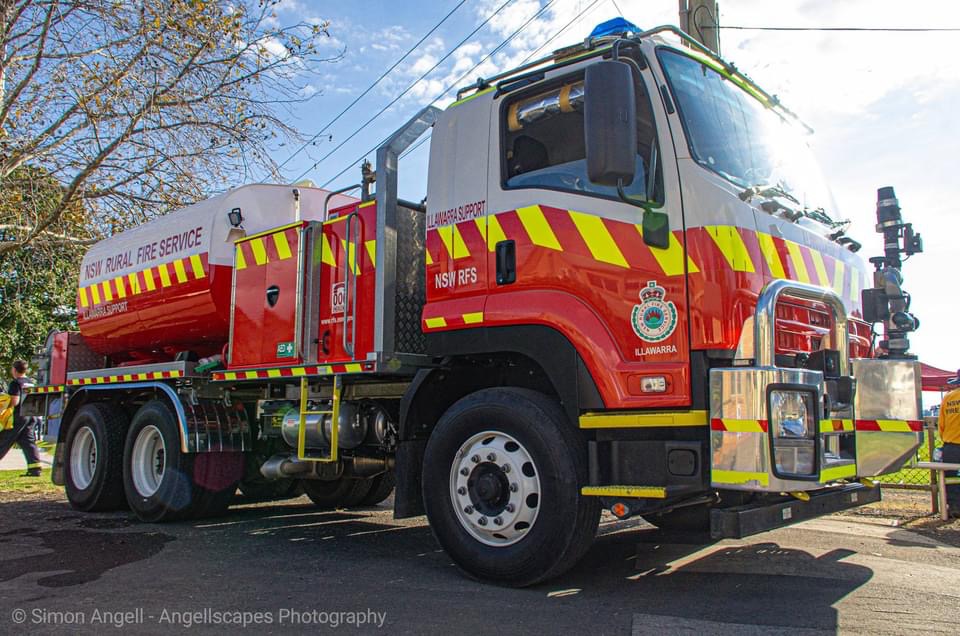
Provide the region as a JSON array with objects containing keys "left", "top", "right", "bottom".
[
  {"left": 713, "top": 469, "right": 769, "bottom": 486},
  {"left": 90, "top": 284, "right": 101, "bottom": 305},
  {"left": 484, "top": 215, "right": 508, "bottom": 251},
  {"left": 517, "top": 205, "right": 562, "bottom": 250},
  {"left": 113, "top": 276, "right": 127, "bottom": 299},
  {"left": 757, "top": 232, "right": 786, "bottom": 279},
  {"left": 127, "top": 272, "right": 141, "bottom": 295},
  {"left": 819, "top": 419, "right": 854, "bottom": 432},
  {"left": 424, "top": 317, "right": 447, "bottom": 329},
  {"left": 365, "top": 240, "right": 376, "bottom": 267},
  {"left": 425, "top": 249, "right": 434, "bottom": 265},
  {"left": 321, "top": 234, "right": 336, "bottom": 267},
  {"left": 250, "top": 238, "right": 268, "bottom": 265},
  {"left": 832, "top": 259, "right": 845, "bottom": 296},
  {"left": 190, "top": 254, "right": 205, "bottom": 278},
  {"left": 244, "top": 371, "right": 259, "bottom": 380},
  {"left": 173, "top": 259, "right": 188, "bottom": 284},
  {"left": 874, "top": 419, "right": 917, "bottom": 432},
  {"left": 809, "top": 250, "right": 830, "bottom": 287},
  {"left": 101, "top": 280, "right": 113, "bottom": 302},
  {"left": 580, "top": 410, "right": 708, "bottom": 428},
  {"left": 235, "top": 248, "right": 247, "bottom": 271},
  {"left": 291, "top": 367, "right": 306, "bottom": 377},
  {"left": 785, "top": 241, "right": 811, "bottom": 284},
  {"left": 340, "top": 239, "right": 360, "bottom": 275},
  {"left": 157, "top": 263, "right": 172, "bottom": 287},
  {"left": 79, "top": 287, "right": 89, "bottom": 308},
  {"left": 273, "top": 231, "right": 292, "bottom": 260},
  {"left": 267, "top": 369, "right": 282, "bottom": 378},
  {"left": 705, "top": 225, "right": 755, "bottom": 272},
  {"left": 720, "top": 418, "right": 767, "bottom": 433},
  {"left": 436, "top": 224, "right": 471, "bottom": 259},
  {"left": 639, "top": 226, "right": 698, "bottom": 275},
  {"left": 462, "top": 312, "right": 484, "bottom": 324},
  {"left": 345, "top": 363, "right": 363, "bottom": 373},
  {"left": 569, "top": 211, "right": 628, "bottom": 268}
]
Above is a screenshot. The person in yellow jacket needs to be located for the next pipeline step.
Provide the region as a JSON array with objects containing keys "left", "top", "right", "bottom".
[
  {"left": 0, "top": 360, "right": 43, "bottom": 476},
  {"left": 937, "top": 371, "right": 960, "bottom": 517}
]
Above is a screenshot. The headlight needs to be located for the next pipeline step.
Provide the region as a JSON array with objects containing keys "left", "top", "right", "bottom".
[
  {"left": 769, "top": 389, "right": 817, "bottom": 477},
  {"left": 770, "top": 390, "right": 814, "bottom": 439}
]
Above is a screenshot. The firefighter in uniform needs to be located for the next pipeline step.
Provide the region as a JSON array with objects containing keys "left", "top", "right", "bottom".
[
  {"left": 5, "top": 360, "right": 42, "bottom": 476},
  {"left": 937, "top": 371, "right": 960, "bottom": 516}
]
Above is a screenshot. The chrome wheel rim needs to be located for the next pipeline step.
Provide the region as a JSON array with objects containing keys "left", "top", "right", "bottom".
[
  {"left": 131, "top": 425, "right": 165, "bottom": 497},
  {"left": 449, "top": 431, "right": 541, "bottom": 547},
  {"left": 70, "top": 426, "right": 96, "bottom": 489}
]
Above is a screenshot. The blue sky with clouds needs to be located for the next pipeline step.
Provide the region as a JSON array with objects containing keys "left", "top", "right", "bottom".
[{"left": 267, "top": 0, "right": 959, "bottom": 392}]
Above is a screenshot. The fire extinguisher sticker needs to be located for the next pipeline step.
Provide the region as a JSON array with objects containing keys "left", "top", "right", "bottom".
[{"left": 631, "top": 281, "right": 678, "bottom": 343}]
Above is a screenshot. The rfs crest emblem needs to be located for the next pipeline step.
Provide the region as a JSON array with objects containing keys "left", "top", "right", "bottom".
[{"left": 631, "top": 281, "right": 678, "bottom": 342}]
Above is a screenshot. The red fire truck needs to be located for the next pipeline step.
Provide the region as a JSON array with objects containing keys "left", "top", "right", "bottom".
[{"left": 24, "top": 22, "right": 924, "bottom": 587}]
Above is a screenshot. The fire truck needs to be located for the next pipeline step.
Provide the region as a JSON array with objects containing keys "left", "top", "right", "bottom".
[{"left": 23, "top": 21, "right": 925, "bottom": 587}]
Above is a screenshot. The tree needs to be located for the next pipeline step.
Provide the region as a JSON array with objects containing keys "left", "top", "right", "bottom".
[
  {"left": 0, "top": 0, "right": 338, "bottom": 254},
  {"left": 0, "top": 165, "right": 89, "bottom": 367}
]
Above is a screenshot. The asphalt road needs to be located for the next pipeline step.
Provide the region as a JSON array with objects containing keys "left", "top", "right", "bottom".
[{"left": 0, "top": 494, "right": 957, "bottom": 635}]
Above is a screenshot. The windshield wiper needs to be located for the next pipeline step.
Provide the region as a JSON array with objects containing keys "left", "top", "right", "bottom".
[{"left": 737, "top": 183, "right": 800, "bottom": 205}]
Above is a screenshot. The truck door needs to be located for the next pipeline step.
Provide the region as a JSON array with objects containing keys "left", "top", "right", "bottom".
[{"left": 481, "top": 56, "right": 692, "bottom": 408}]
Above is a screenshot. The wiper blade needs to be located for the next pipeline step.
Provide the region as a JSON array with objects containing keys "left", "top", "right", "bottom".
[{"left": 737, "top": 183, "right": 800, "bottom": 205}]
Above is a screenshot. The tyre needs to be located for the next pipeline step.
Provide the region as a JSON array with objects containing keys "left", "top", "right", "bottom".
[
  {"left": 64, "top": 403, "right": 128, "bottom": 512},
  {"left": 422, "top": 388, "right": 601, "bottom": 587},
  {"left": 358, "top": 471, "right": 395, "bottom": 507},
  {"left": 302, "top": 476, "right": 372, "bottom": 509},
  {"left": 190, "top": 451, "right": 243, "bottom": 518},
  {"left": 238, "top": 478, "right": 302, "bottom": 502},
  {"left": 122, "top": 401, "right": 199, "bottom": 522}
]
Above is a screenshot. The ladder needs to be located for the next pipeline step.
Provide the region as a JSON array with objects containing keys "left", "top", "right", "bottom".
[{"left": 296, "top": 375, "right": 341, "bottom": 462}]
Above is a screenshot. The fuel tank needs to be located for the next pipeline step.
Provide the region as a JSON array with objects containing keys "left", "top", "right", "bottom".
[{"left": 77, "top": 184, "right": 356, "bottom": 363}]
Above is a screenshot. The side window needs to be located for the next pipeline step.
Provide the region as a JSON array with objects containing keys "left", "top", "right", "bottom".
[{"left": 502, "top": 66, "right": 662, "bottom": 204}]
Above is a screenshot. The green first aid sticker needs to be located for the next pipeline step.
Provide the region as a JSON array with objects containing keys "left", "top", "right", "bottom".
[{"left": 276, "top": 342, "right": 295, "bottom": 358}]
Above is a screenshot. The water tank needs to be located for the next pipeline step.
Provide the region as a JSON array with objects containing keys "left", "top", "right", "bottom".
[{"left": 77, "top": 184, "right": 356, "bottom": 363}]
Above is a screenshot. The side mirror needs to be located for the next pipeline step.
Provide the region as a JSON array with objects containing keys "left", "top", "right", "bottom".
[{"left": 585, "top": 61, "right": 638, "bottom": 186}]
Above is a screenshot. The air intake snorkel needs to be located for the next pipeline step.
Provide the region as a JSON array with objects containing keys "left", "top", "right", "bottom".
[{"left": 861, "top": 186, "right": 923, "bottom": 358}]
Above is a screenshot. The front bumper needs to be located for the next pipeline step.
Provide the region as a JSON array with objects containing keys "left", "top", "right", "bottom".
[{"left": 710, "top": 483, "right": 880, "bottom": 539}]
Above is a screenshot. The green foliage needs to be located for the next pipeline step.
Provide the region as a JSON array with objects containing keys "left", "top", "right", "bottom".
[{"left": 0, "top": 167, "right": 85, "bottom": 368}]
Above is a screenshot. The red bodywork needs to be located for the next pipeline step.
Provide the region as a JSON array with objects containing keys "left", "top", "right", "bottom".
[{"left": 77, "top": 253, "right": 231, "bottom": 363}]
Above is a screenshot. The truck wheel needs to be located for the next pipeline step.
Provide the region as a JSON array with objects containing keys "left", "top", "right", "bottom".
[
  {"left": 238, "top": 478, "right": 302, "bottom": 502},
  {"left": 190, "top": 452, "right": 243, "bottom": 519},
  {"left": 302, "top": 477, "right": 371, "bottom": 509},
  {"left": 422, "top": 388, "right": 601, "bottom": 587},
  {"left": 64, "top": 403, "right": 128, "bottom": 512},
  {"left": 123, "top": 401, "right": 197, "bottom": 522},
  {"left": 359, "top": 471, "right": 395, "bottom": 506}
]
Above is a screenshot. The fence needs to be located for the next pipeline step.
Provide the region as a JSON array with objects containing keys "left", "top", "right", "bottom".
[{"left": 873, "top": 418, "right": 940, "bottom": 488}]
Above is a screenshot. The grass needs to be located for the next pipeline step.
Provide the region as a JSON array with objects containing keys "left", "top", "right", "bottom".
[{"left": 0, "top": 468, "right": 62, "bottom": 498}]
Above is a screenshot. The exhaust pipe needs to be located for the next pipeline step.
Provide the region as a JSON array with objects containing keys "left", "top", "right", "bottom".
[{"left": 260, "top": 454, "right": 311, "bottom": 481}]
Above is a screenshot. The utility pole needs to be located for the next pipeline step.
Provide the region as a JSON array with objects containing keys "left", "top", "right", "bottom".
[{"left": 679, "top": 0, "right": 720, "bottom": 54}]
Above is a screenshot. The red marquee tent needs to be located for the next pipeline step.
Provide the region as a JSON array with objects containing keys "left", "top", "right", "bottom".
[{"left": 921, "top": 363, "right": 957, "bottom": 392}]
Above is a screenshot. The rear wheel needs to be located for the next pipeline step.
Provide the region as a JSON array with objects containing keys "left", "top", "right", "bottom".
[
  {"left": 64, "top": 403, "right": 127, "bottom": 512},
  {"left": 123, "top": 401, "right": 196, "bottom": 522},
  {"left": 358, "top": 471, "right": 395, "bottom": 506},
  {"left": 422, "top": 388, "right": 600, "bottom": 587},
  {"left": 302, "top": 476, "right": 372, "bottom": 509}
]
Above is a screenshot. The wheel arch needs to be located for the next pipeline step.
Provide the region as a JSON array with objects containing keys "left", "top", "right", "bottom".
[{"left": 394, "top": 324, "right": 602, "bottom": 518}]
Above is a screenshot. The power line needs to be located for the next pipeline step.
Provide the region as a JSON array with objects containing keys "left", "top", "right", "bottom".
[
  {"left": 320, "top": 0, "right": 572, "bottom": 189},
  {"left": 292, "top": 0, "right": 519, "bottom": 184},
  {"left": 517, "top": 0, "right": 604, "bottom": 66},
  {"left": 274, "top": 0, "right": 468, "bottom": 177},
  {"left": 720, "top": 25, "right": 960, "bottom": 32}
]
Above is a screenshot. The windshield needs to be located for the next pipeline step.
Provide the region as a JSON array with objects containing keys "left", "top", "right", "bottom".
[{"left": 657, "top": 48, "right": 838, "bottom": 221}]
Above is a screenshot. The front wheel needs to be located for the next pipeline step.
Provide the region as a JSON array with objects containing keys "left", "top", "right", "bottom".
[{"left": 422, "top": 388, "right": 600, "bottom": 587}]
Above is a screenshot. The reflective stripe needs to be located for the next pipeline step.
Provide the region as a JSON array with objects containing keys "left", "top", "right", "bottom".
[
  {"left": 190, "top": 254, "right": 205, "bottom": 278},
  {"left": 157, "top": 263, "right": 172, "bottom": 287},
  {"left": 424, "top": 317, "right": 447, "bottom": 329},
  {"left": 173, "top": 259, "right": 188, "bottom": 284},
  {"left": 580, "top": 410, "right": 707, "bottom": 429},
  {"left": 705, "top": 225, "right": 755, "bottom": 273},
  {"left": 711, "top": 418, "right": 769, "bottom": 433},
  {"left": 462, "top": 312, "right": 484, "bottom": 324},
  {"left": 273, "top": 231, "right": 292, "bottom": 260},
  {"left": 250, "top": 238, "right": 268, "bottom": 266},
  {"left": 757, "top": 232, "right": 786, "bottom": 279},
  {"left": 569, "top": 210, "right": 628, "bottom": 267},
  {"left": 581, "top": 486, "right": 667, "bottom": 498},
  {"left": 483, "top": 215, "right": 508, "bottom": 251},
  {"left": 517, "top": 205, "right": 563, "bottom": 251},
  {"left": 713, "top": 469, "right": 769, "bottom": 486},
  {"left": 809, "top": 250, "right": 831, "bottom": 287},
  {"left": 820, "top": 463, "right": 857, "bottom": 482},
  {"left": 785, "top": 241, "right": 811, "bottom": 284}
]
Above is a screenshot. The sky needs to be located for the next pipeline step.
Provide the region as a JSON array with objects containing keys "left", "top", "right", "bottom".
[{"left": 265, "top": 0, "right": 960, "bottom": 399}]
